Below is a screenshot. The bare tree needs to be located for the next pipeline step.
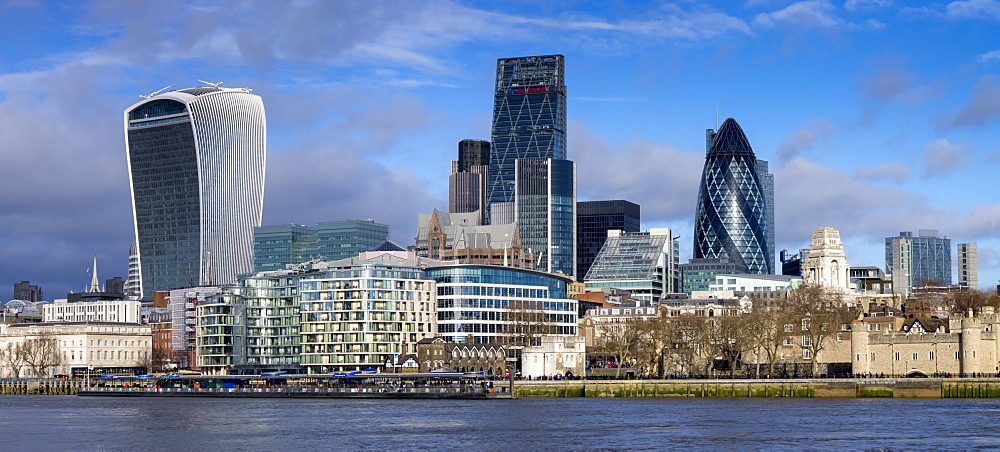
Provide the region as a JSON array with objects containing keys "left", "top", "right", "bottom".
[
  {"left": 787, "top": 285, "right": 855, "bottom": 376},
  {"left": 22, "top": 335, "right": 61, "bottom": 378},
  {"left": 950, "top": 290, "right": 996, "bottom": 316},
  {"left": 597, "top": 320, "right": 642, "bottom": 378},
  {"left": 505, "top": 300, "right": 555, "bottom": 348},
  {"left": 0, "top": 342, "right": 28, "bottom": 378}
]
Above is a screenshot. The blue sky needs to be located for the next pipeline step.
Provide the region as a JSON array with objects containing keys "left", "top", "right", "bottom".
[{"left": 1, "top": 0, "right": 999, "bottom": 298}]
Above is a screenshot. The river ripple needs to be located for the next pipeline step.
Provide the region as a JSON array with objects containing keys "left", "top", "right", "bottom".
[{"left": 3, "top": 396, "right": 1000, "bottom": 450}]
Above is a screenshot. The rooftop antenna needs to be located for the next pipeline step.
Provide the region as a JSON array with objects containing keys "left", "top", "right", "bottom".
[
  {"left": 197, "top": 80, "right": 224, "bottom": 88},
  {"left": 139, "top": 84, "right": 174, "bottom": 99}
]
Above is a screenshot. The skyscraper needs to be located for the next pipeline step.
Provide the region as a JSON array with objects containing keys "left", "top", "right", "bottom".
[
  {"left": 694, "top": 118, "right": 772, "bottom": 275},
  {"left": 125, "top": 85, "right": 265, "bottom": 299},
  {"left": 13, "top": 281, "right": 42, "bottom": 303},
  {"left": 958, "top": 242, "right": 978, "bottom": 289},
  {"left": 576, "top": 200, "right": 640, "bottom": 282},
  {"left": 885, "top": 230, "right": 952, "bottom": 296},
  {"left": 584, "top": 228, "right": 678, "bottom": 302},
  {"left": 488, "top": 55, "right": 566, "bottom": 223},
  {"left": 516, "top": 158, "right": 576, "bottom": 277},
  {"left": 252, "top": 224, "right": 318, "bottom": 273},
  {"left": 449, "top": 140, "right": 490, "bottom": 222}
]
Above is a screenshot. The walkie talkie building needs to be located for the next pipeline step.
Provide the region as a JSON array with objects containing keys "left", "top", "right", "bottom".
[
  {"left": 694, "top": 118, "right": 772, "bottom": 275},
  {"left": 124, "top": 85, "right": 265, "bottom": 299}
]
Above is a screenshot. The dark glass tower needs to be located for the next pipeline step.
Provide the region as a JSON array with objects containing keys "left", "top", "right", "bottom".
[
  {"left": 694, "top": 118, "right": 772, "bottom": 275},
  {"left": 516, "top": 158, "right": 576, "bottom": 277},
  {"left": 488, "top": 55, "right": 566, "bottom": 223},
  {"left": 576, "top": 200, "right": 640, "bottom": 282}
]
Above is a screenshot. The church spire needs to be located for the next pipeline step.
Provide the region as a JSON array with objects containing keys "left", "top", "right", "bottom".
[{"left": 88, "top": 251, "right": 101, "bottom": 292}]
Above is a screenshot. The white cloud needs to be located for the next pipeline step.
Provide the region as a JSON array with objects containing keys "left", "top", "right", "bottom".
[
  {"left": 776, "top": 117, "right": 835, "bottom": 162},
  {"left": 979, "top": 49, "right": 1000, "bottom": 62},
  {"left": 754, "top": 1, "right": 842, "bottom": 28},
  {"left": 921, "top": 138, "right": 970, "bottom": 177},
  {"left": 844, "top": 0, "right": 892, "bottom": 11},
  {"left": 853, "top": 162, "right": 911, "bottom": 183},
  {"left": 946, "top": 0, "right": 1000, "bottom": 20}
]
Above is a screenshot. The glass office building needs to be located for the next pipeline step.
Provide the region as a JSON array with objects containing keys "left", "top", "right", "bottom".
[
  {"left": 252, "top": 224, "right": 318, "bottom": 273},
  {"left": 488, "top": 55, "right": 566, "bottom": 223},
  {"left": 694, "top": 118, "right": 772, "bottom": 275},
  {"left": 576, "top": 200, "right": 640, "bottom": 283},
  {"left": 425, "top": 265, "right": 576, "bottom": 345},
  {"left": 125, "top": 86, "right": 265, "bottom": 299},
  {"left": 515, "top": 158, "right": 576, "bottom": 277},
  {"left": 885, "top": 230, "right": 952, "bottom": 296},
  {"left": 584, "top": 228, "right": 677, "bottom": 302}
]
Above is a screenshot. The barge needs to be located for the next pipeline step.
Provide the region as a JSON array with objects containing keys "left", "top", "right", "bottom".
[{"left": 77, "top": 372, "right": 513, "bottom": 399}]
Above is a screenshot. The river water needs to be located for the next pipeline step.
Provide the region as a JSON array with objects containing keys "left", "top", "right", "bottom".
[{"left": 4, "top": 395, "right": 1000, "bottom": 450}]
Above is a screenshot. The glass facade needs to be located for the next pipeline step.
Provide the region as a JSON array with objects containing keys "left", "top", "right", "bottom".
[
  {"left": 488, "top": 55, "right": 566, "bottom": 223},
  {"left": 679, "top": 257, "right": 749, "bottom": 294},
  {"left": 252, "top": 224, "right": 317, "bottom": 273},
  {"left": 313, "top": 220, "right": 389, "bottom": 262},
  {"left": 126, "top": 87, "right": 265, "bottom": 299},
  {"left": 885, "top": 230, "right": 952, "bottom": 296},
  {"left": 576, "top": 200, "right": 640, "bottom": 283},
  {"left": 425, "top": 265, "right": 576, "bottom": 344},
  {"left": 583, "top": 228, "right": 676, "bottom": 302},
  {"left": 694, "top": 118, "right": 772, "bottom": 275},
  {"left": 515, "top": 158, "right": 576, "bottom": 277}
]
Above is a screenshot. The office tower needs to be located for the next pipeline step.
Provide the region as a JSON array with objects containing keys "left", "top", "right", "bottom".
[
  {"left": 125, "top": 84, "right": 265, "bottom": 300},
  {"left": 576, "top": 200, "right": 640, "bottom": 283},
  {"left": 457, "top": 139, "right": 490, "bottom": 172},
  {"left": 957, "top": 243, "right": 978, "bottom": 289},
  {"left": 125, "top": 241, "right": 140, "bottom": 298},
  {"left": 252, "top": 224, "right": 318, "bottom": 273},
  {"left": 488, "top": 55, "right": 566, "bottom": 224},
  {"left": 885, "top": 229, "right": 952, "bottom": 297},
  {"left": 584, "top": 228, "right": 677, "bottom": 303},
  {"left": 313, "top": 220, "right": 389, "bottom": 262},
  {"left": 515, "top": 158, "right": 576, "bottom": 277},
  {"left": 707, "top": 128, "right": 775, "bottom": 271},
  {"left": 680, "top": 257, "right": 749, "bottom": 294},
  {"left": 105, "top": 277, "right": 126, "bottom": 295},
  {"left": 695, "top": 118, "right": 772, "bottom": 274},
  {"left": 13, "top": 281, "right": 42, "bottom": 303}
]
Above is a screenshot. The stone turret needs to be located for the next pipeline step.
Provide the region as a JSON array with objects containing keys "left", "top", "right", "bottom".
[{"left": 851, "top": 320, "right": 870, "bottom": 375}]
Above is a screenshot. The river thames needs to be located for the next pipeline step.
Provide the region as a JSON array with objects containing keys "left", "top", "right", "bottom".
[{"left": 4, "top": 395, "right": 1000, "bottom": 450}]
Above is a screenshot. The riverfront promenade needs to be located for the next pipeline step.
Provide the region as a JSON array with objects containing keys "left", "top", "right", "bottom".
[{"left": 513, "top": 378, "right": 1000, "bottom": 398}]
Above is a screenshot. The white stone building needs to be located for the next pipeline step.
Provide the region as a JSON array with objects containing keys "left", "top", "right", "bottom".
[
  {"left": 802, "top": 226, "right": 851, "bottom": 292},
  {"left": 43, "top": 299, "right": 142, "bottom": 323},
  {"left": 521, "top": 335, "right": 586, "bottom": 378},
  {"left": 0, "top": 322, "right": 151, "bottom": 378}
]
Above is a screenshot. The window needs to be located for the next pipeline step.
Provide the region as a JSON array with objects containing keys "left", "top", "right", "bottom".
[
  {"left": 783, "top": 337, "right": 794, "bottom": 346},
  {"left": 895, "top": 352, "right": 900, "bottom": 361},
  {"left": 836, "top": 333, "right": 844, "bottom": 342},
  {"left": 801, "top": 336, "right": 812, "bottom": 347},
  {"left": 784, "top": 324, "right": 793, "bottom": 333},
  {"left": 802, "top": 349, "right": 812, "bottom": 360},
  {"left": 929, "top": 352, "right": 934, "bottom": 360},
  {"left": 912, "top": 353, "right": 918, "bottom": 360},
  {"left": 801, "top": 319, "right": 810, "bottom": 331}
]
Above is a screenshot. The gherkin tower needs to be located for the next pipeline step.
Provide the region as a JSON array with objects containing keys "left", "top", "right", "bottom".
[{"left": 694, "top": 118, "right": 772, "bottom": 274}]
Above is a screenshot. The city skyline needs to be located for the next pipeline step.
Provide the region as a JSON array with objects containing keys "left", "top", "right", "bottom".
[{"left": 1, "top": 1, "right": 999, "bottom": 297}]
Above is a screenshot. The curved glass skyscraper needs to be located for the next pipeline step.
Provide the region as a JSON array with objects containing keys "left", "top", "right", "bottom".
[
  {"left": 694, "top": 118, "right": 772, "bottom": 275},
  {"left": 125, "top": 85, "right": 265, "bottom": 299}
]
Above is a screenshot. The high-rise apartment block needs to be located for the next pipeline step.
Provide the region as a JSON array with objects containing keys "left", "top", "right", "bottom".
[
  {"left": 695, "top": 118, "right": 772, "bottom": 274},
  {"left": 885, "top": 229, "right": 952, "bottom": 297},
  {"left": 576, "top": 200, "right": 640, "bottom": 283},
  {"left": 252, "top": 220, "right": 389, "bottom": 272},
  {"left": 488, "top": 55, "right": 566, "bottom": 223},
  {"left": 516, "top": 158, "right": 576, "bottom": 277},
  {"left": 13, "top": 281, "right": 42, "bottom": 303},
  {"left": 957, "top": 242, "right": 978, "bottom": 289},
  {"left": 125, "top": 85, "right": 266, "bottom": 299}
]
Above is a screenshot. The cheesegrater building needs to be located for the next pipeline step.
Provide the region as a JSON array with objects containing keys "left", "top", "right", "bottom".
[
  {"left": 488, "top": 55, "right": 567, "bottom": 223},
  {"left": 125, "top": 85, "right": 266, "bottom": 300},
  {"left": 694, "top": 118, "right": 772, "bottom": 275}
]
